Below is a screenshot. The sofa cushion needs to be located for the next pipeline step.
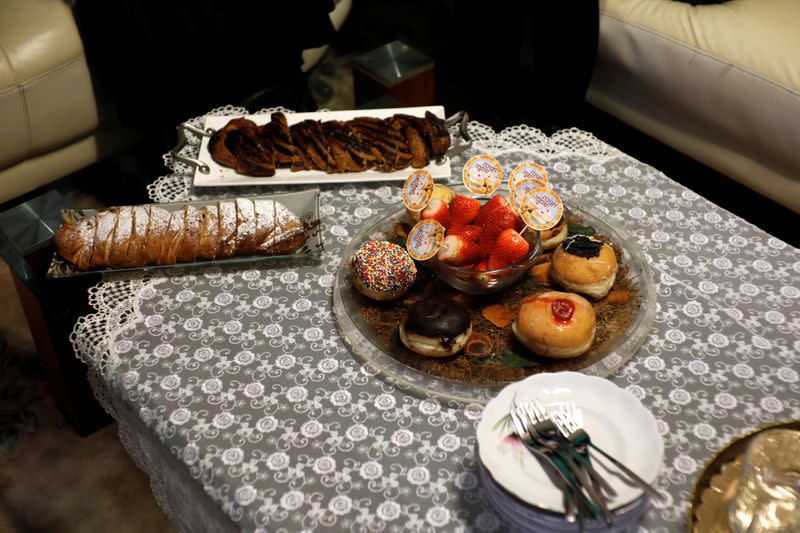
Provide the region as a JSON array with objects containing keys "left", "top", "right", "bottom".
[
  {"left": 588, "top": 0, "right": 800, "bottom": 212},
  {"left": 0, "top": 0, "right": 100, "bottom": 170}
]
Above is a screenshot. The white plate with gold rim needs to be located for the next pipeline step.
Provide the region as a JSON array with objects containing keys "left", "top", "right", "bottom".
[{"left": 476, "top": 372, "right": 663, "bottom": 513}]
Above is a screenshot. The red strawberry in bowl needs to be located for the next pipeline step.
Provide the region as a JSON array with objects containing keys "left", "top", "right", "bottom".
[
  {"left": 488, "top": 228, "right": 531, "bottom": 270},
  {"left": 484, "top": 206, "right": 520, "bottom": 235},
  {"left": 449, "top": 195, "right": 481, "bottom": 226},
  {"left": 477, "top": 205, "right": 522, "bottom": 254},
  {"left": 420, "top": 198, "right": 450, "bottom": 228},
  {"left": 437, "top": 235, "right": 483, "bottom": 267},
  {"left": 472, "top": 259, "right": 493, "bottom": 283},
  {"left": 449, "top": 224, "right": 482, "bottom": 242},
  {"left": 473, "top": 194, "right": 509, "bottom": 227}
]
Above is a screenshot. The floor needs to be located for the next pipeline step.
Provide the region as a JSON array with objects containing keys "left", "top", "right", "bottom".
[{"left": 0, "top": 259, "right": 173, "bottom": 533}]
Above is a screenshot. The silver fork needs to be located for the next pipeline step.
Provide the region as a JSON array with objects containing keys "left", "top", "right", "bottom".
[
  {"left": 531, "top": 401, "right": 618, "bottom": 499},
  {"left": 513, "top": 403, "right": 602, "bottom": 525},
  {"left": 552, "top": 403, "right": 663, "bottom": 501},
  {"left": 524, "top": 400, "right": 614, "bottom": 525},
  {"left": 509, "top": 409, "right": 580, "bottom": 523}
]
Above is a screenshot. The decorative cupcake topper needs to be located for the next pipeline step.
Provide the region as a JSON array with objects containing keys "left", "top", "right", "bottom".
[
  {"left": 406, "top": 219, "right": 445, "bottom": 260},
  {"left": 508, "top": 161, "right": 549, "bottom": 191},
  {"left": 516, "top": 187, "right": 563, "bottom": 231},
  {"left": 510, "top": 179, "right": 546, "bottom": 214},
  {"left": 463, "top": 155, "right": 503, "bottom": 196},
  {"left": 402, "top": 170, "right": 435, "bottom": 212}
]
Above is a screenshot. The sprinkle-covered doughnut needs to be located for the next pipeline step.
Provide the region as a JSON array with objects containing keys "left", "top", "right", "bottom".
[{"left": 351, "top": 240, "right": 417, "bottom": 295}]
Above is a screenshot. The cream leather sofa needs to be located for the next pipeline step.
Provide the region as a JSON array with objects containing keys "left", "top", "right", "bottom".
[
  {"left": 587, "top": 0, "right": 800, "bottom": 213},
  {"left": 0, "top": 0, "right": 135, "bottom": 205}
]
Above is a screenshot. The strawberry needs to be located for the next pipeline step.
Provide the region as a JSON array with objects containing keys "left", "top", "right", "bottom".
[
  {"left": 484, "top": 207, "right": 520, "bottom": 234},
  {"left": 448, "top": 224, "right": 482, "bottom": 242},
  {"left": 476, "top": 233, "right": 496, "bottom": 261},
  {"left": 474, "top": 195, "right": 509, "bottom": 227},
  {"left": 479, "top": 206, "right": 522, "bottom": 253},
  {"left": 488, "top": 228, "right": 530, "bottom": 269},
  {"left": 420, "top": 198, "right": 450, "bottom": 227},
  {"left": 472, "top": 259, "right": 493, "bottom": 283},
  {"left": 449, "top": 195, "right": 481, "bottom": 226},
  {"left": 437, "top": 235, "right": 483, "bottom": 266}
]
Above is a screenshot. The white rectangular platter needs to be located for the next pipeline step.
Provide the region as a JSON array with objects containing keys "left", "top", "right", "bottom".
[{"left": 193, "top": 106, "right": 450, "bottom": 187}]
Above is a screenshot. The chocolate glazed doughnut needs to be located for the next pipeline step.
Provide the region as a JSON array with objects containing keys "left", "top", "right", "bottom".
[{"left": 400, "top": 298, "right": 472, "bottom": 357}]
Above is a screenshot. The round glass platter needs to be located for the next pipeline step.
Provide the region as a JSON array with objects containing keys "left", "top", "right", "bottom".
[{"left": 333, "top": 194, "right": 656, "bottom": 403}]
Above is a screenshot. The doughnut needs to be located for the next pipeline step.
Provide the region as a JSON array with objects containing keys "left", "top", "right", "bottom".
[
  {"left": 550, "top": 235, "right": 617, "bottom": 298},
  {"left": 512, "top": 291, "right": 596, "bottom": 358},
  {"left": 400, "top": 298, "right": 472, "bottom": 357},
  {"left": 540, "top": 217, "right": 568, "bottom": 250},
  {"left": 350, "top": 240, "right": 417, "bottom": 301}
]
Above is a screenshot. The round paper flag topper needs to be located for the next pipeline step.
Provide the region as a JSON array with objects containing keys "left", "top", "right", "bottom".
[
  {"left": 510, "top": 179, "right": 546, "bottom": 214},
  {"left": 518, "top": 188, "right": 563, "bottom": 231},
  {"left": 406, "top": 219, "right": 445, "bottom": 260},
  {"left": 403, "top": 170, "right": 435, "bottom": 212},
  {"left": 508, "top": 161, "right": 548, "bottom": 191},
  {"left": 463, "top": 155, "right": 502, "bottom": 196}
]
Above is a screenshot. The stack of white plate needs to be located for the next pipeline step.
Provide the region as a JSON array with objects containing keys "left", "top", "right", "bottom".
[{"left": 476, "top": 372, "right": 663, "bottom": 532}]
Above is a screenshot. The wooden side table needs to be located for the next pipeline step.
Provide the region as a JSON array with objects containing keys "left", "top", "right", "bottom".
[{"left": 0, "top": 191, "right": 110, "bottom": 436}]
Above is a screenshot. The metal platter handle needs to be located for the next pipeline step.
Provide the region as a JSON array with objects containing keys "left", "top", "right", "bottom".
[
  {"left": 439, "top": 110, "right": 472, "bottom": 164},
  {"left": 169, "top": 122, "right": 215, "bottom": 174}
]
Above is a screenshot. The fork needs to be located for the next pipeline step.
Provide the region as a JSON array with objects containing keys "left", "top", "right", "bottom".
[
  {"left": 530, "top": 400, "right": 618, "bottom": 500},
  {"left": 552, "top": 403, "right": 663, "bottom": 501},
  {"left": 513, "top": 404, "right": 604, "bottom": 525},
  {"left": 524, "top": 401, "right": 614, "bottom": 526},
  {"left": 508, "top": 409, "right": 581, "bottom": 524}
]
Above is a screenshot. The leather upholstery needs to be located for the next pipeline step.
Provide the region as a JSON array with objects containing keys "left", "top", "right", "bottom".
[
  {"left": 588, "top": 0, "right": 800, "bottom": 213},
  {"left": 0, "top": 0, "right": 129, "bottom": 204}
]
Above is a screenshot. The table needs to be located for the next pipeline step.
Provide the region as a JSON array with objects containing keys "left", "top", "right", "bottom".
[{"left": 72, "top": 106, "right": 800, "bottom": 532}]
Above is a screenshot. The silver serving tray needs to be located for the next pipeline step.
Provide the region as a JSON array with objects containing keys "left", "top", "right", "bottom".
[{"left": 47, "top": 189, "right": 323, "bottom": 278}]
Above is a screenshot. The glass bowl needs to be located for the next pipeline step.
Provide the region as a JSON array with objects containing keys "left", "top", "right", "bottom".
[{"left": 426, "top": 230, "right": 543, "bottom": 294}]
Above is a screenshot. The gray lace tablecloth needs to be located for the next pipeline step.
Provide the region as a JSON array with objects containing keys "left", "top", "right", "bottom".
[{"left": 71, "top": 107, "right": 800, "bottom": 533}]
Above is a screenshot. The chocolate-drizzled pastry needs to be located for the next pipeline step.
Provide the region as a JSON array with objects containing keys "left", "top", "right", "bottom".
[
  {"left": 551, "top": 235, "right": 618, "bottom": 298},
  {"left": 399, "top": 298, "right": 472, "bottom": 357},
  {"left": 562, "top": 234, "right": 602, "bottom": 258}
]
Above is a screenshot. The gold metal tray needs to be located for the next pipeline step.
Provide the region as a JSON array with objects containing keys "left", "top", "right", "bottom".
[{"left": 688, "top": 419, "right": 800, "bottom": 532}]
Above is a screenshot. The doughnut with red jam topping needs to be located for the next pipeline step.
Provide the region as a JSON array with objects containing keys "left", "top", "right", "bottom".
[{"left": 512, "top": 290, "right": 596, "bottom": 358}]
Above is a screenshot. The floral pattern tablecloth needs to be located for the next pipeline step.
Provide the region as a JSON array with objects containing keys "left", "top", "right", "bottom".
[{"left": 72, "top": 107, "right": 800, "bottom": 532}]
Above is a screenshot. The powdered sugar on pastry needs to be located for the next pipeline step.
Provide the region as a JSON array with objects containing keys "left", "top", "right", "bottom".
[
  {"left": 110, "top": 206, "right": 133, "bottom": 265},
  {"left": 235, "top": 198, "right": 257, "bottom": 254},
  {"left": 235, "top": 198, "right": 255, "bottom": 238},
  {"left": 257, "top": 202, "right": 304, "bottom": 253},
  {"left": 91, "top": 209, "right": 117, "bottom": 267},
  {"left": 197, "top": 205, "right": 219, "bottom": 260},
  {"left": 114, "top": 206, "right": 133, "bottom": 241},
  {"left": 217, "top": 200, "right": 237, "bottom": 257},
  {"left": 254, "top": 199, "right": 276, "bottom": 243},
  {"left": 133, "top": 206, "right": 149, "bottom": 235}
]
